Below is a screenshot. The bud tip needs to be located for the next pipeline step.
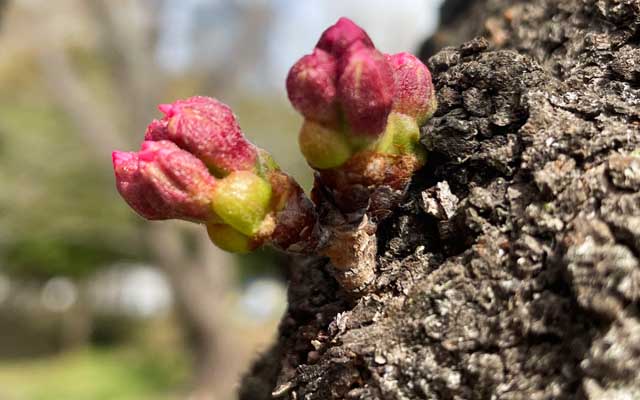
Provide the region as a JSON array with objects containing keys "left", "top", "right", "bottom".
[{"left": 158, "top": 103, "right": 175, "bottom": 117}]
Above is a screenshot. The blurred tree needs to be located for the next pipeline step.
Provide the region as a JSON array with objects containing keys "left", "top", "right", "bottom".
[
  {"left": 0, "top": 0, "right": 5, "bottom": 25},
  {"left": 0, "top": 0, "right": 276, "bottom": 398}
]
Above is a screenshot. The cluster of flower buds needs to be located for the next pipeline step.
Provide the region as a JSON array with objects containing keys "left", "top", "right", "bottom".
[
  {"left": 112, "top": 19, "right": 437, "bottom": 295},
  {"left": 113, "top": 96, "right": 317, "bottom": 254},
  {"left": 287, "top": 18, "right": 437, "bottom": 213}
]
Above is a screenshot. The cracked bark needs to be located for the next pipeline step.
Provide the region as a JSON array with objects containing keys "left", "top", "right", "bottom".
[{"left": 241, "top": 0, "right": 640, "bottom": 398}]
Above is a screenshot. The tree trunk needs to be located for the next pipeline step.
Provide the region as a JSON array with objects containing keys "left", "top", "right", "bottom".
[{"left": 241, "top": 0, "right": 640, "bottom": 398}]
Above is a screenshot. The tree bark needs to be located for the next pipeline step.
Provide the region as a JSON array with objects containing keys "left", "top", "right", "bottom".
[{"left": 241, "top": 0, "right": 640, "bottom": 398}]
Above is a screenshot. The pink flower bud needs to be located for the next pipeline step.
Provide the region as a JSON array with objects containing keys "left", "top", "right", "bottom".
[
  {"left": 112, "top": 151, "right": 163, "bottom": 220},
  {"left": 113, "top": 140, "right": 217, "bottom": 222},
  {"left": 337, "top": 46, "right": 395, "bottom": 137},
  {"left": 386, "top": 52, "right": 437, "bottom": 125},
  {"left": 316, "top": 17, "right": 374, "bottom": 58},
  {"left": 286, "top": 48, "right": 338, "bottom": 124},
  {"left": 145, "top": 96, "right": 257, "bottom": 176},
  {"left": 144, "top": 119, "right": 169, "bottom": 141}
]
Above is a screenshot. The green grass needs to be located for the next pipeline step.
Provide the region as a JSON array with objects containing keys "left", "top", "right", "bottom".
[{"left": 0, "top": 346, "right": 188, "bottom": 400}]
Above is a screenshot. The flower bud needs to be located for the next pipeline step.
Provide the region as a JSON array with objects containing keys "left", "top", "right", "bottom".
[
  {"left": 337, "top": 46, "right": 395, "bottom": 137},
  {"left": 145, "top": 96, "right": 258, "bottom": 176},
  {"left": 286, "top": 48, "right": 338, "bottom": 124},
  {"left": 113, "top": 140, "right": 218, "bottom": 222},
  {"left": 299, "top": 120, "right": 352, "bottom": 169},
  {"left": 114, "top": 97, "right": 322, "bottom": 256},
  {"left": 386, "top": 52, "right": 437, "bottom": 125},
  {"left": 211, "top": 171, "right": 273, "bottom": 237},
  {"left": 112, "top": 151, "right": 163, "bottom": 220},
  {"left": 316, "top": 17, "right": 374, "bottom": 58}
]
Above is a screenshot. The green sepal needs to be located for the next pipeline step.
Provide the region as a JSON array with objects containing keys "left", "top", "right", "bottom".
[
  {"left": 376, "top": 112, "right": 422, "bottom": 155},
  {"left": 299, "top": 120, "right": 352, "bottom": 169},
  {"left": 206, "top": 223, "right": 253, "bottom": 253},
  {"left": 211, "top": 171, "right": 272, "bottom": 236},
  {"left": 256, "top": 149, "right": 279, "bottom": 178}
]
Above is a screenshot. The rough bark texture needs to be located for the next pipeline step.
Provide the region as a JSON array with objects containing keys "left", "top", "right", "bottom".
[{"left": 241, "top": 0, "right": 640, "bottom": 398}]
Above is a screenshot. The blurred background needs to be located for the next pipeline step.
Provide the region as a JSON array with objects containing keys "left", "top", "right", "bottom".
[{"left": 0, "top": 1, "right": 442, "bottom": 398}]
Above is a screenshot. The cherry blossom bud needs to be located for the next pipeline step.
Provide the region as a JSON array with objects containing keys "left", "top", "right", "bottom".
[
  {"left": 112, "top": 151, "right": 163, "bottom": 220},
  {"left": 113, "top": 140, "right": 217, "bottom": 222},
  {"left": 386, "top": 52, "right": 437, "bottom": 125},
  {"left": 316, "top": 17, "right": 374, "bottom": 57},
  {"left": 286, "top": 48, "right": 339, "bottom": 124},
  {"left": 338, "top": 46, "right": 395, "bottom": 137},
  {"left": 145, "top": 96, "right": 258, "bottom": 176},
  {"left": 114, "top": 96, "right": 320, "bottom": 255}
]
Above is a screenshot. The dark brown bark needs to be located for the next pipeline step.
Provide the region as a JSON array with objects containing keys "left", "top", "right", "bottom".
[{"left": 241, "top": 0, "right": 640, "bottom": 399}]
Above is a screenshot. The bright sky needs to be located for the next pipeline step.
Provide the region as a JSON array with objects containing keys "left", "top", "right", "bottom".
[{"left": 157, "top": 0, "right": 444, "bottom": 91}]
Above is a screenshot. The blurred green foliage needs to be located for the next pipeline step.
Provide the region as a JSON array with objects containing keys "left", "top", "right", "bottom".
[
  {"left": 4, "top": 236, "right": 143, "bottom": 279},
  {"left": 0, "top": 311, "right": 189, "bottom": 399},
  {"left": 0, "top": 345, "right": 188, "bottom": 400},
  {"left": 0, "top": 62, "right": 146, "bottom": 279}
]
